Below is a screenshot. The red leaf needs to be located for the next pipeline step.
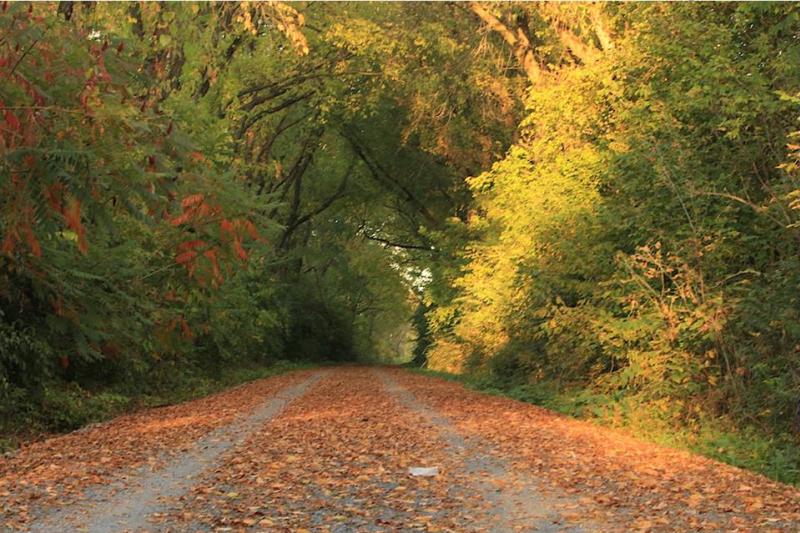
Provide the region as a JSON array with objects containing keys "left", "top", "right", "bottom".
[
  {"left": 175, "top": 250, "right": 197, "bottom": 264},
  {"left": 179, "top": 318, "right": 193, "bottom": 339},
  {"left": 64, "top": 196, "right": 82, "bottom": 231},
  {"left": 220, "top": 219, "right": 235, "bottom": 238},
  {"left": 203, "top": 248, "right": 222, "bottom": 282},
  {"left": 4, "top": 110, "right": 20, "bottom": 131},
  {"left": 1, "top": 231, "right": 17, "bottom": 254},
  {"left": 77, "top": 233, "right": 88, "bottom": 254},
  {"left": 244, "top": 220, "right": 260, "bottom": 240},
  {"left": 64, "top": 196, "right": 88, "bottom": 254},
  {"left": 23, "top": 223, "right": 40, "bottom": 257},
  {"left": 181, "top": 194, "right": 204, "bottom": 209},
  {"left": 233, "top": 239, "right": 248, "bottom": 261},
  {"left": 45, "top": 183, "right": 65, "bottom": 213},
  {"left": 177, "top": 239, "right": 206, "bottom": 251},
  {"left": 170, "top": 212, "right": 191, "bottom": 226}
]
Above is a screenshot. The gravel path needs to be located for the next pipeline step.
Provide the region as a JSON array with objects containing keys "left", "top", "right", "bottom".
[
  {"left": 23, "top": 371, "right": 324, "bottom": 533},
  {"left": 3, "top": 365, "right": 800, "bottom": 532},
  {"left": 375, "top": 369, "right": 597, "bottom": 532},
  {"left": 162, "top": 366, "right": 492, "bottom": 531},
  {"left": 390, "top": 369, "right": 800, "bottom": 531}
]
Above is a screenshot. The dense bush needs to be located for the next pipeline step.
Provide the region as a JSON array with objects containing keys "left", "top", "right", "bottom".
[
  {"left": 0, "top": 4, "right": 360, "bottom": 439},
  {"left": 2, "top": 2, "right": 450, "bottom": 439},
  {"left": 423, "top": 2, "right": 800, "bottom": 480}
]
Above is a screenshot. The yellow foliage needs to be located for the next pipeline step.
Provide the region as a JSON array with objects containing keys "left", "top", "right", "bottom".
[{"left": 426, "top": 339, "right": 469, "bottom": 374}]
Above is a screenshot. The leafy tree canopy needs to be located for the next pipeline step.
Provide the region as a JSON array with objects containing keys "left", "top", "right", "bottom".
[{"left": 2, "top": 2, "right": 800, "bottom": 474}]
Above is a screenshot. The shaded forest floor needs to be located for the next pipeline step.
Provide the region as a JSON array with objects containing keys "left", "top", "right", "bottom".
[{"left": 1, "top": 367, "right": 799, "bottom": 532}]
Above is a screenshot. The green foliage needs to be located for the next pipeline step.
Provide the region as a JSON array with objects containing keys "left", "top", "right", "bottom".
[
  {"left": 0, "top": 3, "right": 360, "bottom": 440},
  {"left": 410, "top": 302, "right": 432, "bottom": 367},
  {"left": 40, "top": 387, "right": 130, "bottom": 433},
  {"left": 421, "top": 2, "right": 800, "bottom": 482},
  {"left": 3, "top": 1, "right": 462, "bottom": 440},
  {"left": 283, "top": 284, "right": 356, "bottom": 362},
  {"left": 1, "top": 1, "right": 799, "bottom": 486}
]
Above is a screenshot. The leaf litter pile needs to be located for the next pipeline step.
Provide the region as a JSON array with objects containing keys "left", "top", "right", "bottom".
[
  {"left": 1, "top": 366, "right": 799, "bottom": 532},
  {"left": 161, "top": 367, "right": 492, "bottom": 531},
  {"left": 0, "top": 370, "right": 314, "bottom": 529},
  {"left": 390, "top": 369, "right": 800, "bottom": 532}
]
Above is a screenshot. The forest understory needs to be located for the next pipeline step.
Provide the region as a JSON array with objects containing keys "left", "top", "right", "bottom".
[{"left": 2, "top": 1, "right": 800, "bottom": 524}]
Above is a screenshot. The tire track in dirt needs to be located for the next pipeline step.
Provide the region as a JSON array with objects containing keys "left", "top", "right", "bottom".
[
  {"left": 1, "top": 369, "right": 320, "bottom": 530},
  {"left": 9, "top": 365, "right": 797, "bottom": 532},
  {"left": 23, "top": 371, "right": 325, "bottom": 533},
  {"left": 390, "top": 368, "right": 800, "bottom": 532},
  {"left": 163, "top": 367, "right": 507, "bottom": 532},
  {"left": 376, "top": 368, "right": 603, "bottom": 533}
]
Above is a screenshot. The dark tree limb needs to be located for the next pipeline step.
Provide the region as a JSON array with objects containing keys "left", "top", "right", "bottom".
[
  {"left": 267, "top": 127, "right": 322, "bottom": 219},
  {"left": 259, "top": 111, "right": 314, "bottom": 166},
  {"left": 57, "top": 1, "right": 74, "bottom": 20},
  {"left": 345, "top": 132, "right": 440, "bottom": 228},
  {"left": 363, "top": 234, "right": 433, "bottom": 251},
  {"left": 280, "top": 156, "right": 353, "bottom": 249},
  {"left": 236, "top": 91, "right": 314, "bottom": 139},
  {"left": 237, "top": 50, "right": 350, "bottom": 99},
  {"left": 273, "top": 127, "right": 324, "bottom": 243}
]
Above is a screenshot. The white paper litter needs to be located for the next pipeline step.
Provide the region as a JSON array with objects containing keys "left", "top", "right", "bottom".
[{"left": 408, "top": 466, "right": 439, "bottom": 477}]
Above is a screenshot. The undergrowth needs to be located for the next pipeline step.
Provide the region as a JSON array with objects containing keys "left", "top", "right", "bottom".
[{"left": 0, "top": 360, "right": 313, "bottom": 452}]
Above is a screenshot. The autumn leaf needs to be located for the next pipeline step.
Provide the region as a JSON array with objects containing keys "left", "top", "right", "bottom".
[{"left": 4, "top": 109, "right": 20, "bottom": 131}]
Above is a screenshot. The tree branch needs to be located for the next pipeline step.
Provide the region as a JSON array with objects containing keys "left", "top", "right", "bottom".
[
  {"left": 290, "top": 159, "right": 353, "bottom": 231},
  {"left": 363, "top": 234, "right": 433, "bottom": 251},
  {"left": 277, "top": 128, "right": 325, "bottom": 248},
  {"left": 467, "top": 2, "right": 542, "bottom": 83},
  {"left": 345, "top": 131, "right": 440, "bottom": 228},
  {"left": 236, "top": 91, "right": 315, "bottom": 140}
]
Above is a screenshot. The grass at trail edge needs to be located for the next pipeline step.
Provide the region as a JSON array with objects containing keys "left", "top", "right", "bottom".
[
  {"left": 409, "top": 367, "right": 800, "bottom": 486},
  {"left": 0, "top": 360, "right": 317, "bottom": 453}
]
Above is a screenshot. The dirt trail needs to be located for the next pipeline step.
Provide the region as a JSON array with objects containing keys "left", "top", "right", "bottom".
[
  {"left": 26, "top": 372, "right": 324, "bottom": 533},
  {"left": 2, "top": 366, "right": 799, "bottom": 532},
  {"left": 161, "top": 366, "right": 497, "bottom": 531},
  {"left": 375, "top": 369, "right": 596, "bottom": 532},
  {"left": 389, "top": 369, "right": 800, "bottom": 531}
]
